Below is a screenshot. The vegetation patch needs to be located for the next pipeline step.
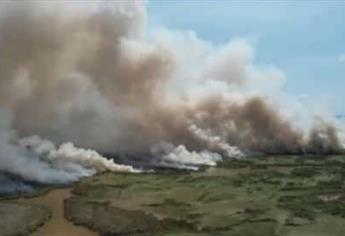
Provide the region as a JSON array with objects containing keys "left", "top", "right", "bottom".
[{"left": 0, "top": 202, "right": 51, "bottom": 236}]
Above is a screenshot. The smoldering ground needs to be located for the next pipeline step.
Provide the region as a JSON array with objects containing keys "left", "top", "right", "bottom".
[{"left": 0, "top": 1, "right": 344, "bottom": 194}]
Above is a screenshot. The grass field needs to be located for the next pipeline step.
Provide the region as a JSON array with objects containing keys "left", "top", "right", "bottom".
[
  {"left": 62, "top": 155, "right": 345, "bottom": 236},
  {"left": 1, "top": 155, "right": 345, "bottom": 235},
  {"left": 0, "top": 202, "right": 50, "bottom": 236}
]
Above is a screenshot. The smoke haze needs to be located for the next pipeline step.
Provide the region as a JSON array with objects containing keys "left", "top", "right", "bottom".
[{"left": 0, "top": 1, "right": 344, "bottom": 193}]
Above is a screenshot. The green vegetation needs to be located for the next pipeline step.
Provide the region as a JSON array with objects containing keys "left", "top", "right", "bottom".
[
  {"left": 2, "top": 155, "right": 345, "bottom": 235},
  {"left": 0, "top": 202, "right": 50, "bottom": 236},
  {"left": 64, "top": 155, "right": 345, "bottom": 236}
]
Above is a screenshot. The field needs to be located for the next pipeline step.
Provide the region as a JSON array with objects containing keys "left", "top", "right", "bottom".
[
  {"left": 2, "top": 155, "right": 345, "bottom": 236},
  {"left": 0, "top": 202, "right": 50, "bottom": 236}
]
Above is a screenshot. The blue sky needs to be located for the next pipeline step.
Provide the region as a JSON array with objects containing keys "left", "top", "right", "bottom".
[{"left": 147, "top": 1, "right": 345, "bottom": 114}]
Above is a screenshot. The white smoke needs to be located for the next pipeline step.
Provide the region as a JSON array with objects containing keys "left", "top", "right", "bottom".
[
  {"left": 0, "top": 109, "right": 136, "bottom": 191},
  {"left": 188, "top": 124, "right": 244, "bottom": 158},
  {"left": 19, "top": 135, "right": 137, "bottom": 173},
  {"left": 151, "top": 142, "right": 222, "bottom": 170},
  {"left": 0, "top": 111, "right": 89, "bottom": 184}
]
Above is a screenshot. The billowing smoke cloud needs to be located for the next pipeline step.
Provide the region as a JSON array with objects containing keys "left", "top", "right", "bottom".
[
  {"left": 0, "top": 1, "right": 344, "bottom": 190},
  {"left": 0, "top": 109, "right": 136, "bottom": 194},
  {"left": 151, "top": 142, "right": 223, "bottom": 170}
]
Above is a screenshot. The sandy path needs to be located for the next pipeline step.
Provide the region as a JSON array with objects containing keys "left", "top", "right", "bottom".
[{"left": 18, "top": 188, "right": 98, "bottom": 236}]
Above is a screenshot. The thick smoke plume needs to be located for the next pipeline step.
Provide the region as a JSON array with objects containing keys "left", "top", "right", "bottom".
[
  {"left": 0, "top": 109, "right": 136, "bottom": 194},
  {"left": 0, "top": 1, "right": 344, "bottom": 191}
]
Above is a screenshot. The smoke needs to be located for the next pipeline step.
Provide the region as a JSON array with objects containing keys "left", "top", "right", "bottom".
[
  {"left": 0, "top": 1, "right": 344, "bottom": 190},
  {"left": 151, "top": 142, "right": 223, "bottom": 170},
  {"left": 0, "top": 173, "right": 34, "bottom": 195},
  {"left": 19, "top": 135, "right": 136, "bottom": 173},
  {"left": 0, "top": 109, "right": 136, "bottom": 194}
]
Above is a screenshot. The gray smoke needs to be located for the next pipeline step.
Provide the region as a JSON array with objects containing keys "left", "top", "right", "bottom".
[
  {"left": 0, "top": 1, "right": 344, "bottom": 190},
  {"left": 0, "top": 109, "right": 135, "bottom": 195},
  {"left": 0, "top": 173, "right": 34, "bottom": 195}
]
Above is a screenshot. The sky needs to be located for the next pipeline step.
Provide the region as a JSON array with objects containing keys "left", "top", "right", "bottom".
[{"left": 147, "top": 1, "right": 345, "bottom": 114}]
